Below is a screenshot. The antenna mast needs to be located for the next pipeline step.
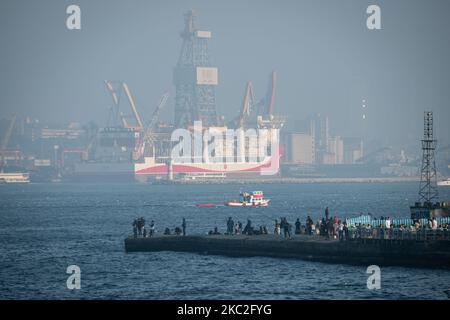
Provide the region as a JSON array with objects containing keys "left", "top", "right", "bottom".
[{"left": 418, "top": 111, "right": 439, "bottom": 205}]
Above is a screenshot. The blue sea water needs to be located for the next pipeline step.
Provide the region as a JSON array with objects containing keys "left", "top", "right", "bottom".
[{"left": 0, "top": 182, "right": 449, "bottom": 300}]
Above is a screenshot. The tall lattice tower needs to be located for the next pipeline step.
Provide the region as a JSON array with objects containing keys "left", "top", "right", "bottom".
[
  {"left": 174, "top": 10, "right": 218, "bottom": 128},
  {"left": 418, "top": 111, "right": 439, "bottom": 204}
]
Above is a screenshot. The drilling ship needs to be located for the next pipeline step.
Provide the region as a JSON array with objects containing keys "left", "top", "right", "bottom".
[
  {"left": 68, "top": 11, "right": 284, "bottom": 182},
  {"left": 135, "top": 11, "right": 284, "bottom": 182}
]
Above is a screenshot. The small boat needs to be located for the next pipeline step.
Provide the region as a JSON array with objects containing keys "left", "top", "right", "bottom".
[
  {"left": 225, "top": 191, "right": 270, "bottom": 207},
  {"left": 437, "top": 178, "right": 450, "bottom": 187},
  {"left": 0, "top": 172, "right": 30, "bottom": 184}
]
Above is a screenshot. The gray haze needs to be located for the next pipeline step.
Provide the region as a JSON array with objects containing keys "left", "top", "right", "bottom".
[{"left": 1, "top": 0, "right": 450, "bottom": 148}]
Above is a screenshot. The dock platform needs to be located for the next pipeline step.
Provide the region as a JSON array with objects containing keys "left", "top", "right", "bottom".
[{"left": 124, "top": 234, "right": 450, "bottom": 268}]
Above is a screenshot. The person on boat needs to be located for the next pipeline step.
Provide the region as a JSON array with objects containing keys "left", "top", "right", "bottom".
[
  {"left": 325, "top": 207, "right": 330, "bottom": 221},
  {"left": 182, "top": 218, "right": 186, "bottom": 236},
  {"left": 295, "top": 219, "right": 301, "bottom": 235}
]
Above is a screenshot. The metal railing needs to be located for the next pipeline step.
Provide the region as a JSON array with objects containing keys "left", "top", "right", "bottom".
[{"left": 347, "top": 228, "right": 450, "bottom": 241}]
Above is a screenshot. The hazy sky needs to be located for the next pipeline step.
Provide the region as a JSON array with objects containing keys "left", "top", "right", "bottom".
[{"left": 1, "top": 0, "right": 449, "bottom": 148}]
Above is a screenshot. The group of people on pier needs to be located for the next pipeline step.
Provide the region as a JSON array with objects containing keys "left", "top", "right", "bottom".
[
  {"left": 220, "top": 217, "right": 268, "bottom": 236},
  {"left": 219, "top": 208, "right": 350, "bottom": 240},
  {"left": 132, "top": 217, "right": 156, "bottom": 238},
  {"left": 131, "top": 208, "right": 450, "bottom": 241},
  {"left": 133, "top": 218, "right": 187, "bottom": 238}
]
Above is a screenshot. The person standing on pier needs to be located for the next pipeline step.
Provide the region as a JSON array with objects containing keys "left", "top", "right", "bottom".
[
  {"left": 306, "top": 216, "right": 313, "bottom": 235},
  {"left": 325, "top": 207, "right": 330, "bottom": 221},
  {"left": 432, "top": 217, "right": 438, "bottom": 230},
  {"left": 182, "top": 218, "right": 186, "bottom": 236},
  {"left": 236, "top": 221, "right": 242, "bottom": 234},
  {"left": 226, "top": 217, "right": 234, "bottom": 235},
  {"left": 327, "top": 218, "right": 334, "bottom": 239},
  {"left": 295, "top": 219, "right": 301, "bottom": 235},
  {"left": 132, "top": 218, "right": 138, "bottom": 238},
  {"left": 149, "top": 220, "right": 155, "bottom": 237},
  {"left": 133, "top": 223, "right": 137, "bottom": 239},
  {"left": 338, "top": 220, "right": 344, "bottom": 241},
  {"left": 282, "top": 218, "right": 291, "bottom": 239},
  {"left": 343, "top": 222, "right": 349, "bottom": 240},
  {"left": 274, "top": 219, "right": 281, "bottom": 235},
  {"left": 243, "top": 219, "right": 252, "bottom": 235}
]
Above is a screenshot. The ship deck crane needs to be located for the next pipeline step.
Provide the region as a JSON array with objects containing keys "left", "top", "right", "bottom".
[
  {"left": 231, "top": 71, "right": 282, "bottom": 129},
  {"left": 122, "top": 83, "right": 144, "bottom": 130},
  {"left": 238, "top": 81, "right": 256, "bottom": 128},
  {"left": 134, "top": 92, "right": 169, "bottom": 160},
  {"left": 104, "top": 81, "right": 144, "bottom": 131}
]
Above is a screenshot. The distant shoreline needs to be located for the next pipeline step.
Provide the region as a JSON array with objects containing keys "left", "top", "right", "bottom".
[{"left": 150, "top": 176, "right": 421, "bottom": 185}]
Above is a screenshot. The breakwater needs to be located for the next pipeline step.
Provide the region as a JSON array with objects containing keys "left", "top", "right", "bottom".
[{"left": 124, "top": 234, "right": 450, "bottom": 268}]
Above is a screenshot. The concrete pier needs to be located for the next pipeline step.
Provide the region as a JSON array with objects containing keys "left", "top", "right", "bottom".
[{"left": 124, "top": 234, "right": 450, "bottom": 268}]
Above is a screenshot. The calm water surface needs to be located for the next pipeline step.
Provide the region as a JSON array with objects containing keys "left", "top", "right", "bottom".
[{"left": 1, "top": 182, "right": 449, "bottom": 299}]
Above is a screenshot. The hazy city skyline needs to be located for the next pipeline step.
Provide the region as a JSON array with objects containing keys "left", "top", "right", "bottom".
[{"left": 1, "top": 0, "right": 450, "bottom": 148}]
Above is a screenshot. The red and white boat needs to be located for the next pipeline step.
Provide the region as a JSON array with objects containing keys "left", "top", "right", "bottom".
[{"left": 225, "top": 191, "right": 270, "bottom": 207}]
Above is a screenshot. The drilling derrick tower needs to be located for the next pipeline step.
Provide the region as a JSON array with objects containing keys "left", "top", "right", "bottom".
[{"left": 174, "top": 10, "right": 218, "bottom": 128}]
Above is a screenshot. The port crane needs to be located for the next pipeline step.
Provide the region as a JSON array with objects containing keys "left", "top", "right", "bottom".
[
  {"left": 134, "top": 92, "right": 169, "bottom": 160},
  {"left": 104, "top": 81, "right": 144, "bottom": 131},
  {"left": 238, "top": 81, "right": 257, "bottom": 128},
  {"left": 232, "top": 71, "right": 283, "bottom": 129},
  {"left": 1, "top": 114, "right": 16, "bottom": 151},
  {"left": 0, "top": 114, "right": 17, "bottom": 168}
]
